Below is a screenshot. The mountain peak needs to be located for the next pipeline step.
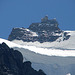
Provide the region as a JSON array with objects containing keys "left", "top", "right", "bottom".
[
  {"left": 41, "top": 15, "right": 57, "bottom": 24},
  {"left": 28, "top": 16, "right": 59, "bottom": 32},
  {"left": 8, "top": 16, "right": 70, "bottom": 43}
]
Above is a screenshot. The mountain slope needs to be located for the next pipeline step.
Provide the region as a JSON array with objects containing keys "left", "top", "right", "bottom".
[
  {"left": 0, "top": 42, "right": 46, "bottom": 75},
  {"left": 12, "top": 31, "right": 75, "bottom": 50},
  {"left": 0, "top": 38, "right": 75, "bottom": 57},
  {"left": 0, "top": 38, "right": 75, "bottom": 75}
]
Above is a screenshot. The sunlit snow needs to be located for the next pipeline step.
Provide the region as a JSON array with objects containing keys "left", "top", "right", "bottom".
[{"left": 0, "top": 31, "right": 75, "bottom": 57}]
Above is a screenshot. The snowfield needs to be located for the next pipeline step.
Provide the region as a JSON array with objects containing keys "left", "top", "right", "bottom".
[
  {"left": 0, "top": 31, "right": 75, "bottom": 75},
  {"left": 0, "top": 37, "right": 75, "bottom": 57}
]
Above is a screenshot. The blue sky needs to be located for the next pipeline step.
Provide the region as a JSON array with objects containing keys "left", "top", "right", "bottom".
[{"left": 0, "top": 0, "right": 75, "bottom": 39}]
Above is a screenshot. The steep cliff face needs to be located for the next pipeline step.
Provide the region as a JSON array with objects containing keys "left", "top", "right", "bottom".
[
  {"left": 8, "top": 16, "right": 70, "bottom": 43},
  {"left": 0, "top": 43, "right": 46, "bottom": 75}
]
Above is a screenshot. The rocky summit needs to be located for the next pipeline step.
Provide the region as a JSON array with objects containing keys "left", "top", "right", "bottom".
[{"left": 8, "top": 16, "right": 70, "bottom": 43}]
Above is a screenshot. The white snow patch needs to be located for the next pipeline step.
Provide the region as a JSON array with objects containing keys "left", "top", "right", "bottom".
[
  {"left": 25, "top": 28, "right": 30, "bottom": 31},
  {"left": 31, "top": 31, "right": 38, "bottom": 36},
  {"left": 25, "top": 28, "right": 38, "bottom": 36},
  {"left": 66, "top": 73, "right": 71, "bottom": 75}
]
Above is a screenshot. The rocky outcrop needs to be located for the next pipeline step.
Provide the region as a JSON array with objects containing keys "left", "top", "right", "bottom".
[
  {"left": 8, "top": 16, "right": 70, "bottom": 43},
  {"left": 28, "top": 16, "right": 59, "bottom": 32},
  {"left": 0, "top": 42, "right": 46, "bottom": 75}
]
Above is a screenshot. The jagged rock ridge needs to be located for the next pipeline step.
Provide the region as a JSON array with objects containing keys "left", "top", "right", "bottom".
[
  {"left": 8, "top": 16, "right": 70, "bottom": 42},
  {"left": 0, "top": 42, "right": 46, "bottom": 75}
]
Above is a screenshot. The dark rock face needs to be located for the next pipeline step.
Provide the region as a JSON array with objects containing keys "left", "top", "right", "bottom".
[
  {"left": 0, "top": 42, "right": 46, "bottom": 75},
  {"left": 28, "top": 16, "right": 59, "bottom": 32},
  {"left": 8, "top": 16, "right": 70, "bottom": 43}
]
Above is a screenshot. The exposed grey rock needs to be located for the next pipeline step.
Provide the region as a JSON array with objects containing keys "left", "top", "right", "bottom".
[{"left": 8, "top": 16, "right": 70, "bottom": 43}]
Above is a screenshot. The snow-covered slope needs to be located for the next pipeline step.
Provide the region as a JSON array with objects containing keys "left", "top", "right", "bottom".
[
  {"left": 0, "top": 37, "right": 75, "bottom": 57},
  {"left": 0, "top": 30, "right": 75, "bottom": 75}
]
